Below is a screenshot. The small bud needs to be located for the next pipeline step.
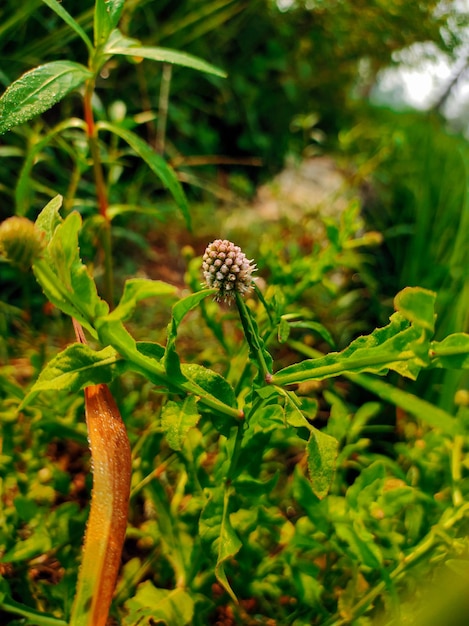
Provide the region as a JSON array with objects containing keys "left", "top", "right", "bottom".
[
  {"left": 0, "top": 217, "right": 44, "bottom": 270},
  {"left": 202, "top": 239, "right": 256, "bottom": 302}
]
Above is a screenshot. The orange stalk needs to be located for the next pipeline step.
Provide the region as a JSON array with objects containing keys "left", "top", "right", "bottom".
[{"left": 69, "top": 382, "right": 131, "bottom": 626}]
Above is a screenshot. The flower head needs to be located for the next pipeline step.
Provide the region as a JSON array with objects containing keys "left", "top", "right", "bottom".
[
  {"left": 202, "top": 239, "right": 256, "bottom": 302},
  {"left": 0, "top": 217, "right": 44, "bottom": 270}
]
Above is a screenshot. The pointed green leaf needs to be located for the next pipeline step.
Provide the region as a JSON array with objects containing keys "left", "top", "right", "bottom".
[
  {"left": 41, "top": 0, "right": 93, "bottom": 51},
  {"left": 200, "top": 488, "right": 241, "bottom": 603},
  {"left": 0, "top": 62, "right": 92, "bottom": 135},
  {"left": 307, "top": 426, "right": 338, "bottom": 499},
  {"left": 35, "top": 194, "right": 63, "bottom": 241},
  {"left": 94, "top": 0, "right": 112, "bottom": 46},
  {"left": 97, "top": 120, "right": 190, "bottom": 227},
  {"left": 106, "top": 278, "right": 178, "bottom": 322},
  {"left": 161, "top": 396, "right": 200, "bottom": 451},
  {"left": 105, "top": 30, "right": 226, "bottom": 77},
  {"left": 105, "top": 0, "right": 125, "bottom": 29}
]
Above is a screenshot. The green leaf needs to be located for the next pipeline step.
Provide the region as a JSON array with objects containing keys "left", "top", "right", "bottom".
[
  {"left": 272, "top": 287, "right": 437, "bottom": 387},
  {"left": 0, "top": 62, "right": 92, "bottom": 135},
  {"left": 1, "top": 530, "right": 51, "bottom": 563},
  {"left": 394, "top": 286, "right": 436, "bottom": 332},
  {"left": 94, "top": 0, "right": 112, "bottom": 47},
  {"left": 181, "top": 363, "right": 237, "bottom": 435},
  {"left": 164, "top": 290, "right": 216, "bottom": 382},
  {"left": 105, "top": 29, "right": 227, "bottom": 77},
  {"left": 34, "top": 194, "right": 64, "bottom": 241},
  {"left": 122, "top": 581, "right": 194, "bottom": 626},
  {"left": 41, "top": 0, "right": 93, "bottom": 52},
  {"left": 306, "top": 426, "right": 338, "bottom": 499},
  {"left": 33, "top": 211, "right": 109, "bottom": 335},
  {"left": 20, "top": 344, "right": 123, "bottom": 409},
  {"left": 106, "top": 278, "right": 178, "bottom": 322},
  {"left": 335, "top": 521, "right": 382, "bottom": 569},
  {"left": 430, "top": 333, "right": 469, "bottom": 369},
  {"left": 161, "top": 396, "right": 200, "bottom": 451},
  {"left": 105, "top": 0, "right": 125, "bottom": 29},
  {"left": 199, "top": 488, "right": 241, "bottom": 603},
  {"left": 97, "top": 120, "right": 190, "bottom": 228}
]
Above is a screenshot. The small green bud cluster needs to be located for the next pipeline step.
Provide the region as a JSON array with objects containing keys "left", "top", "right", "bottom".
[
  {"left": 0, "top": 217, "right": 44, "bottom": 270},
  {"left": 202, "top": 239, "right": 256, "bottom": 302}
]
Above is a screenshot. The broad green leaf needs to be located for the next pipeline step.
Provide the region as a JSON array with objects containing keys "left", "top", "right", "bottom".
[
  {"left": 307, "top": 426, "right": 338, "bottom": 499},
  {"left": 430, "top": 333, "right": 469, "bottom": 369},
  {"left": 122, "top": 582, "right": 194, "bottom": 626},
  {"left": 33, "top": 211, "right": 109, "bottom": 335},
  {"left": 181, "top": 363, "right": 238, "bottom": 435},
  {"left": 20, "top": 344, "right": 122, "bottom": 409},
  {"left": 41, "top": 0, "right": 93, "bottom": 51},
  {"left": 199, "top": 488, "right": 241, "bottom": 603},
  {"left": 105, "top": 29, "right": 227, "bottom": 77},
  {"left": 106, "top": 278, "right": 178, "bottom": 322},
  {"left": 181, "top": 363, "right": 236, "bottom": 409},
  {"left": 97, "top": 121, "right": 190, "bottom": 227},
  {"left": 0, "top": 62, "right": 92, "bottom": 135},
  {"left": 161, "top": 396, "right": 200, "bottom": 451}
]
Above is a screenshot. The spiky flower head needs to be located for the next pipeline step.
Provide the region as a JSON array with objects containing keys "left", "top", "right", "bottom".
[
  {"left": 202, "top": 239, "right": 256, "bottom": 302},
  {"left": 0, "top": 217, "right": 44, "bottom": 270}
]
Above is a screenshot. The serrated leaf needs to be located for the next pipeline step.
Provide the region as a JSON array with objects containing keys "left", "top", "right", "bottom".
[
  {"left": 122, "top": 582, "right": 194, "bottom": 626},
  {"left": 273, "top": 288, "right": 437, "bottom": 387},
  {"left": 105, "top": 29, "right": 226, "bottom": 77},
  {"left": 97, "top": 121, "right": 191, "bottom": 227},
  {"left": 0, "top": 61, "right": 92, "bottom": 135},
  {"left": 161, "top": 397, "right": 200, "bottom": 451},
  {"left": 307, "top": 426, "right": 338, "bottom": 499},
  {"left": 20, "top": 344, "right": 122, "bottom": 409},
  {"left": 106, "top": 278, "right": 178, "bottom": 322}
]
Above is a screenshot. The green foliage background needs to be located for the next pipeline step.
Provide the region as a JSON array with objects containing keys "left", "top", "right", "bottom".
[{"left": 2, "top": 1, "right": 469, "bottom": 626}]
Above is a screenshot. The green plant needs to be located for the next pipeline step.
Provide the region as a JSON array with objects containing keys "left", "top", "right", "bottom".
[{"left": 2, "top": 2, "right": 469, "bottom": 626}]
